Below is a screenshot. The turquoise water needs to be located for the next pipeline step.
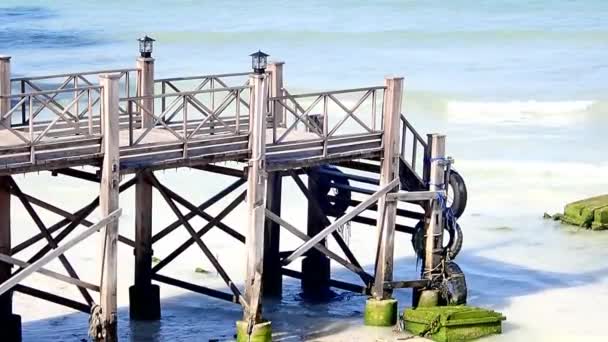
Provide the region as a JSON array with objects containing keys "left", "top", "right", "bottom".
[{"left": 2, "top": 1, "right": 608, "bottom": 341}]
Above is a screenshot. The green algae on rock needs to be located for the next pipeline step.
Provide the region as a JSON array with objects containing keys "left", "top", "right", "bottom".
[
  {"left": 561, "top": 195, "right": 608, "bottom": 230},
  {"left": 403, "top": 306, "right": 505, "bottom": 342}
]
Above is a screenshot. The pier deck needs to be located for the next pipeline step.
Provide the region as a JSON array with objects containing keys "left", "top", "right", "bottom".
[{"left": 0, "top": 52, "right": 465, "bottom": 342}]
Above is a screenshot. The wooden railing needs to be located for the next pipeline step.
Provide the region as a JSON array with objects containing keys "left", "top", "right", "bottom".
[
  {"left": 11, "top": 68, "right": 138, "bottom": 126},
  {"left": 156, "top": 72, "right": 250, "bottom": 113},
  {"left": 268, "top": 86, "right": 385, "bottom": 157},
  {"left": 399, "top": 114, "right": 428, "bottom": 182},
  {"left": 120, "top": 85, "right": 250, "bottom": 151},
  {"left": 0, "top": 85, "right": 103, "bottom": 163}
]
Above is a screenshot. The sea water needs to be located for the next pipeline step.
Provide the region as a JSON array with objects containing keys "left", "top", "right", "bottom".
[{"left": 1, "top": 1, "right": 608, "bottom": 341}]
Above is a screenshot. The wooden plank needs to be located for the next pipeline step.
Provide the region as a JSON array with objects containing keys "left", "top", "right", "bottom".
[
  {"left": 151, "top": 274, "right": 237, "bottom": 303},
  {"left": 98, "top": 73, "right": 121, "bottom": 342},
  {"left": 0, "top": 209, "right": 121, "bottom": 296},
  {"left": 387, "top": 190, "right": 444, "bottom": 202},
  {"left": 281, "top": 268, "right": 368, "bottom": 294},
  {"left": 14, "top": 284, "right": 90, "bottom": 313},
  {"left": 423, "top": 134, "right": 446, "bottom": 281},
  {"left": 372, "top": 76, "right": 403, "bottom": 300},
  {"left": 243, "top": 73, "right": 267, "bottom": 325},
  {"left": 0, "top": 253, "right": 100, "bottom": 291}
]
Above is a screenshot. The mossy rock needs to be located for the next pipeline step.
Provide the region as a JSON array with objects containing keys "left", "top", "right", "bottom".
[
  {"left": 592, "top": 206, "right": 608, "bottom": 230},
  {"left": 562, "top": 195, "right": 608, "bottom": 229},
  {"left": 403, "top": 305, "right": 505, "bottom": 342}
]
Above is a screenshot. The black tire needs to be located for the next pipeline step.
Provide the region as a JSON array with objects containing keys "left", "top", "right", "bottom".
[
  {"left": 411, "top": 219, "right": 463, "bottom": 260},
  {"left": 447, "top": 170, "right": 467, "bottom": 218},
  {"left": 440, "top": 261, "right": 467, "bottom": 305}
]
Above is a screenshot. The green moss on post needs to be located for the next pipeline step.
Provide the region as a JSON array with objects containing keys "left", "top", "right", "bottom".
[
  {"left": 364, "top": 298, "right": 398, "bottom": 326},
  {"left": 236, "top": 320, "right": 272, "bottom": 342}
]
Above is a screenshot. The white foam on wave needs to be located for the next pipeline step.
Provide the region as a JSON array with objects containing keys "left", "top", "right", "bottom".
[{"left": 446, "top": 100, "right": 595, "bottom": 126}]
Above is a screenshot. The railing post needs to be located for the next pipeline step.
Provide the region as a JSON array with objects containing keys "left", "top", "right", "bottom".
[
  {"left": 137, "top": 56, "right": 155, "bottom": 129},
  {"left": 267, "top": 61, "right": 284, "bottom": 128},
  {"left": 420, "top": 134, "right": 446, "bottom": 302},
  {"left": 0, "top": 56, "right": 11, "bottom": 129},
  {"left": 128, "top": 169, "right": 160, "bottom": 320},
  {"left": 237, "top": 73, "right": 271, "bottom": 342},
  {"left": 365, "top": 76, "right": 403, "bottom": 327},
  {"left": 95, "top": 73, "right": 121, "bottom": 342},
  {"left": 0, "top": 176, "right": 22, "bottom": 342}
]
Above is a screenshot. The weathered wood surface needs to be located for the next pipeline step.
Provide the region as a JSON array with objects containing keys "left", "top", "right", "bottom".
[
  {"left": 98, "top": 74, "right": 121, "bottom": 342},
  {"left": 0, "top": 124, "right": 382, "bottom": 175},
  {"left": 372, "top": 76, "right": 403, "bottom": 300}
]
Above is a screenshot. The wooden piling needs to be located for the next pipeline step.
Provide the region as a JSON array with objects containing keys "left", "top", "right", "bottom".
[
  {"left": 0, "top": 56, "right": 10, "bottom": 129},
  {"left": 262, "top": 61, "right": 284, "bottom": 298},
  {"left": 423, "top": 134, "right": 445, "bottom": 282},
  {"left": 372, "top": 76, "right": 403, "bottom": 300},
  {"left": 137, "top": 57, "right": 155, "bottom": 128},
  {"left": 262, "top": 172, "right": 282, "bottom": 298},
  {"left": 301, "top": 171, "right": 331, "bottom": 297},
  {"left": 0, "top": 176, "right": 22, "bottom": 342},
  {"left": 97, "top": 74, "right": 121, "bottom": 342},
  {"left": 129, "top": 169, "right": 160, "bottom": 320},
  {"left": 238, "top": 72, "right": 270, "bottom": 340}
]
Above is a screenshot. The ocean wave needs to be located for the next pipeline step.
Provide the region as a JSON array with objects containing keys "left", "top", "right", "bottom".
[{"left": 445, "top": 100, "right": 597, "bottom": 126}]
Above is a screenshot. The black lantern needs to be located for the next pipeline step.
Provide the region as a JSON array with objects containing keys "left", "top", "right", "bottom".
[
  {"left": 250, "top": 50, "right": 269, "bottom": 74},
  {"left": 138, "top": 36, "right": 155, "bottom": 58}
]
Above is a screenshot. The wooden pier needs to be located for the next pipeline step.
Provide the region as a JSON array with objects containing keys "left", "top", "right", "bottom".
[{"left": 0, "top": 43, "right": 467, "bottom": 341}]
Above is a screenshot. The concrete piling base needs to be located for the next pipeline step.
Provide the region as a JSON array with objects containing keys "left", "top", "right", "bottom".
[
  {"left": 364, "top": 298, "right": 398, "bottom": 326},
  {"left": 236, "top": 320, "right": 272, "bottom": 342},
  {"left": 129, "top": 284, "right": 161, "bottom": 320},
  {"left": 418, "top": 289, "right": 440, "bottom": 307}
]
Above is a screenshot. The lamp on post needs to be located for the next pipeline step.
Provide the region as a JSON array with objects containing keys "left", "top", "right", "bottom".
[
  {"left": 138, "top": 36, "right": 155, "bottom": 58},
  {"left": 250, "top": 50, "right": 269, "bottom": 74}
]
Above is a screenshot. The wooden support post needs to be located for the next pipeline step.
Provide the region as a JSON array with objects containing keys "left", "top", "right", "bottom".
[
  {"left": 263, "top": 62, "right": 285, "bottom": 298},
  {"left": 267, "top": 61, "right": 285, "bottom": 128},
  {"left": 95, "top": 74, "right": 121, "bottom": 342},
  {"left": 129, "top": 169, "right": 160, "bottom": 320},
  {"left": 365, "top": 76, "right": 403, "bottom": 327},
  {"left": 301, "top": 169, "right": 331, "bottom": 298},
  {"left": 0, "top": 56, "right": 11, "bottom": 129},
  {"left": 137, "top": 57, "right": 155, "bottom": 129},
  {"left": 237, "top": 73, "right": 271, "bottom": 342},
  {"left": 0, "top": 176, "right": 22, "bottom": 342},
  {"left": 262, "top": 171, "right": 282, "bottom": 298},
  {"left": 423, "top": 134, "right": 446, "bottom": 282}
]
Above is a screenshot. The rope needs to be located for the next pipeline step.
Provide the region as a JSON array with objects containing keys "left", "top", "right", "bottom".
[{"left": 88, "top": 304, "right": 104, "bottom": 340}]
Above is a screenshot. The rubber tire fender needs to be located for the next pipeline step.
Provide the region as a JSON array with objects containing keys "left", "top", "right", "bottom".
[
  {"left": 440, "top": 261, "right": 467, "bottom": 305},
  {"left": 411, "top": 219, "right": 463, "bottom": 260},
  {"left": 447, "top": 170, "right": 467, "bottom": 218}
]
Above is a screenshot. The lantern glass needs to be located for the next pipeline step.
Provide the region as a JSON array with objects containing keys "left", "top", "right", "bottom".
[
  {"left": 250, "top": 50, "right": 269, "bottom": 74},
  {"left": 138, "top": 36, "right": 155, "bottom": 58}
]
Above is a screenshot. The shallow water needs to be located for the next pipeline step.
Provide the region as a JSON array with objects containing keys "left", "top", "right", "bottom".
[{"left": 2, "top": 1, "right": 608, "bottom": 341}]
